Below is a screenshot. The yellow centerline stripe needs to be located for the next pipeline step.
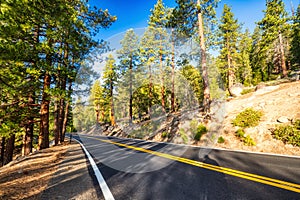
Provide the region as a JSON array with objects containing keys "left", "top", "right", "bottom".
[{"left": 83, "top": 136, "right": 300, "bottom": 193}]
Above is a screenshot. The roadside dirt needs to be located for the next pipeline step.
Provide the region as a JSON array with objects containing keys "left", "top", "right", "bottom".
[
  {"left": 0, "top": 141, "right": 98, "bottom": 200},
  {"left": 0, "top": 144, "right": 68, "bottom": 200}
]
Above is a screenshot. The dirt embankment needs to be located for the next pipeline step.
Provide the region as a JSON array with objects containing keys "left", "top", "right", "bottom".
[{"left": 215, "top": 81, "right": 300, "bottom": 155}]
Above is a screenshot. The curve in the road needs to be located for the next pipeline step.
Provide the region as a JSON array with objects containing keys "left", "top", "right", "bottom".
[{"left": 83, "top": 135, "right": 300, "bottom": 194}]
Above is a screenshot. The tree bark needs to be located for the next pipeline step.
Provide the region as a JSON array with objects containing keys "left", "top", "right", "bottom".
[
  {"left": 3, "top": 134, "right": 15, "bottom": 165},
  {"left": 110, "top": 79, "right": 115, "bottom": 126},
  {"left": 197, "top": 0, "right": 211, "bottom": 114},
  {"left": 0, "top": 137, "right": 5, "bottom": 166},
  {"left": 38, "top": 71, "right": 51, "bottom": 150},
  {"left": 148, "top": 64, "right": 153, "bottom": 116},
  {"left": 159, "top": 40, "right": 165, "bottom": 113},
  {"left": 171, "top": 29, "right": 175, "bottom": 112},
  {"left": 54, "top": 100, "right": 60, "bottom": 145},
  {"left": 62, "top": 79, "right": 72, "bottom": 142},
  {"left": 278, "top": 31, "right": 287, "bottom": 77},
  {"left": 129, "top": 56, "right": 133, "bottom": 123}
]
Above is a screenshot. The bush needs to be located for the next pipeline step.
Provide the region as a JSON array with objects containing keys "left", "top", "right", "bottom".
[
  {"left": 241, "top": 88, "right": 255, "bottom": 95},
  {"left": 161, "top": 132, "right": 168, "bottom": 138},
  {"left": 236, "top": 129, "right": 245, "bottom": 138},
  {"left": 179, "top": 129, "right": 188, "bottom": 144},
  {"left": 194, "top": 124, "right": 208, "bottom": 141},
  {"left": 232, "top": 108, "right": 263, "bottom": 128},
  {"left": 190, "top": 119, "right": 198, "bottom": 134},
  {"left": 235, "top": 129, "right": 256, "bottom": 146},
  {"left": 294, "top": 119, "right": 300, "bottom": 130},
  {"left": 272, "top": 125, "right": 300, "bottom": 147},
  {"left": 217, "top": 136, "right": 225, "bottom": 143},
  {"left": 244, "top": 135, "right": 256, "bottom": 146}
]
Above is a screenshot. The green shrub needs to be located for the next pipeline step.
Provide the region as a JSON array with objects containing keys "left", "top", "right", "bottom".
[
  {"left": 236, "top": 129, "right": 245, "bottom": 138},
  {"left": 217, "top": 136, "right": 225, "bottom": 143},
  {"left": 179, "top": 129, "right": 189, "bottom": 144},
  {"left": 190, "top": 119, "right": 198, "bottom": 134},
  {"left": 272, "top": 125, "right": 300, "bottom": 147},
  {"left": 232, "top": 108, "right": 263, "bottom": 128},
  {"left": 235, "top": 129, "right": 256, "bottom": 146},
  {"left": 244, "top": 135, "right": 256, "bottom": 146},
  {"left": 194, "top": 124, "right": 208, "bottom": 141},
  {"left": 294, "top": 119, "right": 300, "bottom": 130},
  {"left": 161, "top": 132, "right": 168, "bottom": 138},
  {"left": 241, "top": 88, "right": 255, "bottom": 95}
]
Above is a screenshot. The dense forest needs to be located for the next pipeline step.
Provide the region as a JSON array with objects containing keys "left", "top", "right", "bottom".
[{"left": 1, "top": 0, "right": 300, "bottom": 166}]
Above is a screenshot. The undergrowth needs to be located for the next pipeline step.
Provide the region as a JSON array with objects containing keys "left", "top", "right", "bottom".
[
  {"left": 272, "top": 119, "right": 300, "bottom": 147},
  {"left": 232, "top": 108, "right": 263, "bottom": 128}
]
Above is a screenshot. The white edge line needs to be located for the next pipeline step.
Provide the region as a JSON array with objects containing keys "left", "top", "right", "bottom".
[{"left": 72, "top": 137, "right": 115, "bottom": 200}]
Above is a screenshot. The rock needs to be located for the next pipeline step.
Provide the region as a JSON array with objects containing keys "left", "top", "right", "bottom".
[
  {"left": 229, "top": 83, "right": 244, "bottom": 97},
  {"left": 277, "top": 116, "right": 290, "bottom": 123},
  {"left": 255, "top": 83, "right": 266, "bottom": 91}
]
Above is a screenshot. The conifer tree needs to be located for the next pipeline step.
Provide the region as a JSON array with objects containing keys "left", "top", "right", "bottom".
[
  {"left": 149, "top": 0, "right": 169, "bottom": 113},
  {"left": 291, "top": 4, "right": 300, "bottom": 69},
  {"left": 102, "top": 55, "right": 118, "bottom": 126},
  {"left": 117, "top": 29, "right": 139, "bottom": 123},
  {"left": 237, "top": 29, "right": 252, "bottom": 86},
  {"left": 258, "top": 0, "right": 289, "bottom": 77},
  {"left": 171, "top": 0, "right": 219, "bottom": 113},
  {"left": 218, "top": 4, "right": 240, "bottom": 90}
]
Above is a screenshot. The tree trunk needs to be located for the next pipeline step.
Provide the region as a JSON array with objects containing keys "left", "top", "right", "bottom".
[
  {"left": 38, "top": 71, "right": 51, "bottom": 150},
  {"left": 129, "top": 56, "right": 133, "bottom": 123},
  {"left": 62, "top": 79, "right": 72, "bottom": 142},
  {"left": 22, "top": 122, "right": 33, "bottom": 156},
  {"left": 197, "top": 0, "right": 211, "bottom": 114},
  {"left": 110, "top": 80, "right": 115, "bottom": 126},
  {"left": 3, "top": 134, "right": 15, "bottom": 165},
  {"left": 159, "top": 42, "right": 165, "bottom": 113},
  {"left": 148, "top": 64, "right": 153, "bottom": 116},
  {"left": 54, "top": 100, "right": 60, "bottom": 145},
  {"left": 278, "top": 31, "right": 287, "bottom": 77},
  {"left": 171, "top": 30, "right": 175, "bottom": 112},
  {"left": 0, "top": 137, "right": 5, "bottom": 166}
]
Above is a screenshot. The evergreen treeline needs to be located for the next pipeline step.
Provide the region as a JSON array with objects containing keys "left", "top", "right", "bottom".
[
  {"left": 1, "top": 0, "right": 300, "bottom": 166},
  {"left": 0, "top": 0, "right": 116, "bottom": 165},
  {"left": 76, "top": 0, "right": 300, "bottom": 131}
]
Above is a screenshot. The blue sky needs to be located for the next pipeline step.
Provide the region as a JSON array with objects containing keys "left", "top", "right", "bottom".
[{"left": 89, "top": 0, "right": 299, "bottom": 41}]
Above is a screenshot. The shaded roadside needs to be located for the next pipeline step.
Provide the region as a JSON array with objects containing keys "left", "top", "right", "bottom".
[{"left": 40, "top": 139, "right": 101, "bottom": 200}]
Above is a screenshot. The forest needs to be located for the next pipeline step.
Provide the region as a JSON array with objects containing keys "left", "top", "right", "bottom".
[{"left": 1, "top": 0, "right": 300, "bottom": 166}]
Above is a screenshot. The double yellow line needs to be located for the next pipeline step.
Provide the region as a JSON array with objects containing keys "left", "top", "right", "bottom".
[{"left": 85, "top": 136, "right": 300, "bottom": 193}]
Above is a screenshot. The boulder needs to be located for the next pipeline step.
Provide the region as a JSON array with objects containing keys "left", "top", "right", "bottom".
[
  {"left": 277, "top": 116, "right": 290, "bottom": 123},
  {"left": 229, "top": 83, "right": 244, "bottom": 97}
]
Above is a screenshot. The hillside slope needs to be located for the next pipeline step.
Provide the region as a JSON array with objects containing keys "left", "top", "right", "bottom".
[{"left": 215, "top": 81, "right": 300, "bottom": 155}]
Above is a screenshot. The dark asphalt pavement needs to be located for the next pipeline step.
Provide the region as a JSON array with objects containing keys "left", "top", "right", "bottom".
[{"left": 77, "top": 134, "right": 300, "bottom": 200}]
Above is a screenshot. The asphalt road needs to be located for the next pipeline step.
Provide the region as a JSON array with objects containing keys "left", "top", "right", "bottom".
[{"left": 75, "top": 134, "right": 300, "bottom": 200}]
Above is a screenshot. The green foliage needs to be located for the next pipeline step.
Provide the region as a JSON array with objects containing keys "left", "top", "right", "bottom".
[
  {"left": 179, "top": 128, "right": 188, "bottom": 144},
  {"left": 218, "top": 4, "right": 241, "bottom": 89},
  {"left": 180, "top": 65, "right": 204, "bottom": 104},
  {"left": 217, "top": 136, "right": 225, "bottom": 143},
  {"left": 241, "top": 88, "right": 255, "bottom": 95},
  {"left": 194, "top": 124, "right": 208, "bottom": 141},
  {"left": 291, "top": 5, "right": 300, "bottom": 70},
  {"left": 244, "top": 135, "right": 256, "bottom": 146},
  {"left": 272, "top": 123, "right": 300, "bottom": 147},
  {"left": 235, "top": 128, "right": 245, "bottom": 138},
  {"left": 232, "top": 108, "right": 263, "bottom": 128},
  {"left": 161, "top": 132, "right": 168, "bottom": 138},
  {"left": 190, "top": 119, "right": 198, "bottom": 134},
  {"left": 235, "top": 129, "right": 256, "bottom": 146}
]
